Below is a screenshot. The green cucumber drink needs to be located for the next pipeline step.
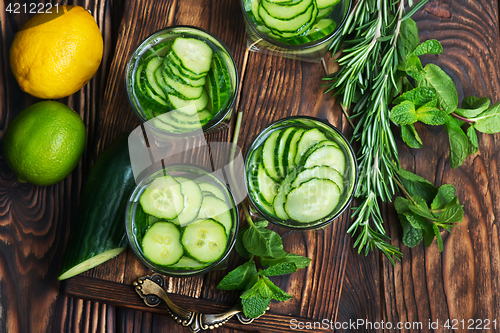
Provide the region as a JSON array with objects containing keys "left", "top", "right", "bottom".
[
  {"left": 126, "top": 26, "right": 238, "bottom": 133},
  {"left": 245, "top": 117, "right": 357, "bottom": 229},
  {"left": 240, "top": 0, "right": 350, "bottom": 62},
  {"left": 125, "top": 165, "right": 239, "bottom": 276}
]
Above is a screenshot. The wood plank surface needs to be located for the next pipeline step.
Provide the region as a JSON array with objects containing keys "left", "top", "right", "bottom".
[
  {"left": 0, "top": 0, "right": 499, "bottom": 333},
  {"left": 336, "top": 1, "right": 500, "bottom": 332}
]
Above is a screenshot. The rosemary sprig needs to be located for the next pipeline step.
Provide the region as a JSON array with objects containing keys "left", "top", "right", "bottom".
[{"left": 324, "top": 0, "right": 428, "bottom": 264}]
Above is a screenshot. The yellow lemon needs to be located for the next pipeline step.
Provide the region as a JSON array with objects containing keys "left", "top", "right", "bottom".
[
  {"left": 9, "top": 5, "right": 103, "bottom": 99},
  {"left": 3, "top": 101, "right": 86, "bottom": 186}
]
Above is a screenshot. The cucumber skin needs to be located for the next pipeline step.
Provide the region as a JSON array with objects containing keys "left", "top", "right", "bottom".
[{"left": 58, "top": 133, "right": 136, "bottom": 280}]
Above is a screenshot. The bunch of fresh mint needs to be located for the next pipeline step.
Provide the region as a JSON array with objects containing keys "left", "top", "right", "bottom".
[
  {"left": 217, "top": 219, "right": 311, "bottom": 318},
  {"left": 391, "top": 39, "right": 500, "bottom": 169},
  {"left": 394, "top": 166, "right": 463, "bottom": 250}
]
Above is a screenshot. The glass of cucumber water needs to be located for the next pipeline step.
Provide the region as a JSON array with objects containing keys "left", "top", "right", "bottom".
[
  {"left": 239, "top": 0, "right": 351, "bottom": 62},
  {"left": 125, "top": 26, "right": 239, "bottom": 134},
  {"left": 125, "top": 165, "right": 239, "bottom": 277},
  {"left": 245, "top": 116, "right": 358, "bottom": 230}
]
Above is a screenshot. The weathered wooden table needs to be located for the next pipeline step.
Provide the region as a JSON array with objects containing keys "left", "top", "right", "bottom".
[{"left": 1, "top": 0, "right": 499, "bottom": 332}]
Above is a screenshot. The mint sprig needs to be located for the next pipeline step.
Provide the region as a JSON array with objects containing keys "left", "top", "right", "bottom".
[
  {"left": 218, "top": 213, "right": 311, "bottom": 318},
  {"left": 393, "top": 166, "right": 463, "bottom": 250},
  {"left": 391, "top": 39, "right": 500, "bottom": 169}
]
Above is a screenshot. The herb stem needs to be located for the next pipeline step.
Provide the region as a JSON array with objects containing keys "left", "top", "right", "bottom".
[
  {"left": 450, "top": 112, "right": 475, "bottom": 124},
  {"left": 242, "top": 203, "right": 255, "bottom": 228},
  {"left": 393, "top": 175, "right": 418, "bottom": 206}
]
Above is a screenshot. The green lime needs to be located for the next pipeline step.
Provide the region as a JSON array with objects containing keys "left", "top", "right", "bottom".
[{"left": 3, "top": 101, "right": 86, "bottom": 186}]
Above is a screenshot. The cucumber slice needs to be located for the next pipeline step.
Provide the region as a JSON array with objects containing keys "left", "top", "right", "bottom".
[
  {"left": 143, "top": 41, "right": 172, "bottom": 59},
  {"left": 165, "top": 52, "right": 207, "bottom": 80},
  {"left": 257, "top": 161, "right": 280, "bottom": 204},
  {"left": 140, "top": 175, "right": 184, "bottom": 220},
  {"left": 272, "top": 168, "right": 300, "bottom": 220},
  {"left": 266, "top": 0, "right": 302, "bottom": 4},
  {"left": 164, "top": 73, "right": 204, "bottom": 100},
  {"left": 261, "top": 0, "right": 313, "bottom": 20},
  {"left": 292, "top": 165, "right": 344, "bottom": 191},
  {"left": 182, "top": 219, "right": 227, "bottom": 263},
  {"left": 197, "top": 182, "right": 227, "bottom": 201},
  {"left": 307, "top": 18, "right": 336, "bottom": 36},
  {"left": 206, "top": 53, "right": 231, "bottom": 114},
  {"left": 141, "top": 75, "right": 168, "bottom": 106},
  {"left": 144, "top": 57, "right": 167, "bottom": 99},
  {"left": 284, "top": 178, "right": 341, "bottom": 222},
  {"left": 294, "top": 128, "right": 328, "bottom": 165},
  {"left": 286, "top": 128, "right": 305, "bottom": 170},
  {"left": 166, "top": 89, "right": 208, "bottom": 113},
  {"left": 169, "top": 110, "right": 207, "bottom": 125},
  {"left": 153, "top": 114, "right": 184, "bottom": 133},
  {"left": 197, "top": 195, "right": 233, "bottom": 235},
  {"left": 259, "top": 2, "right": 314, "bottom": 32},
  {"left": 142, "top": 222, "right": 184, "bottom": 266},
  {"left": 251, "top": 0, "right": 263, "bottom": 23},
  {"left": 172, "top": 37, "right": 213, "bottom": 75},
  {"left": 167, "top": 256, "right": 209, "bottom": 270},
  {"left": 172, "top": 177, "right": 203, "bottom": 226},
  {"left": 316, "top": 7, "right": 334, "bottom": 19},
  {"left": 165, "top": 62, "right": 207, "bottom": 87},
  {"left": 303, "top": 144, "right": 346, "bottom": 174},
  {"left": 316, "top": 0, "right": 340, "bottom": 9},
  {"left": 262, "top": 129, "right": 282, "bottom": 181},
  {"left": 276, "top": 127, "right": 295, "bottom": 176}
]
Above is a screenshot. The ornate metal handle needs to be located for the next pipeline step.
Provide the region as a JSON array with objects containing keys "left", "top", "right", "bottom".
[{"left": 133, "top": 273, "right": 262, "bottom": 332}]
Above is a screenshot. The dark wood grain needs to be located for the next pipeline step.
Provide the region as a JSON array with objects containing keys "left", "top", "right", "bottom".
[
  {"left": 1, "top": 0, "right": 500, "bottom": 332},
  {"left": 0, "top": 0, "right": 120, "bottom": 332},
  {"left": 336, "top": 1, "right": 500, "bottom": 332},
  {"left": 59, "top": 0, "right": 353, "bottom": 330}
]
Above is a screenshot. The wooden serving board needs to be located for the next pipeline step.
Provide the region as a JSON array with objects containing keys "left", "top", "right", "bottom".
[
  {"left": 60, "top": 0, "right": 351, "bottom": 331},
  {"left": 2, "top": 0, "right": 500, "bottom": 332}
]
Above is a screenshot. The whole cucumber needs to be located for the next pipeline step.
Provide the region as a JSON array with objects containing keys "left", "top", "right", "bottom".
[{"left": 58, "top": 133, "right": 135, "bottom": 280}]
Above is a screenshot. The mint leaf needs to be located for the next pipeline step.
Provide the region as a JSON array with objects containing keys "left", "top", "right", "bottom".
[
  {"left": 416, "top": 106, "right": 448, "bottom": 125},
  {"left": 262, "top": 276, "right": 292, "bottom": 302},
  {"left": 418, "top": 63, "right": 458, "bottom": 114},
  {"left": 444, "top": 117, "right": 469, "bottom": 168},
  {"left": 472, "top": 102, "right": 500, "bottom": 134},
  {"left": 393, "top": 86, "right": 436, "bottom": 107},
  {"left": 259, "top": 262, "right": 298, "bottom": 277},
  {"left": 436, "top": 197, "right": 463, "bottom": 224},
  {"left": 235, "top": 226, "right": 252, "bottom": 258},
  {"left": 217, "top": 260, "right": 257, "bottom": 291},
  {"left": 405, "top": 55, "right": 425, "bottom": 81},
  {"left": 433, "top": 224, "right": 444, "bottom": 251},
  {"left": 240, "top": 276, "right": 292, "bottom": 318},
  {"left": 243, "top": 225, "right": 287, "bottom": 258},
  {"left": 431, "top": 184, "right": 457, "bottom": 210},
  {"left": 408, "top": 196, "right": 436, "bottom": 221},
  {"left": 260, "top": 253, "right": 311, "bottom": 269},
  {"left": 241, "top": 295, "right": 270, "bottom": 319},
  {"left": 394, "top": 196, "right": 411, "bottom": 215},
  {"left": 241, "top": 278, "right": 271, "bottom": 299},
  {"left": 396, "top": 166, "right": 438, "bottom": 203},
  {"left": 423, "top": 225, "right": 436, "bottom": 248},
  {"left": 401, "top": 124, "right": 423, "bottom": 148},
  {"left": 466, "top": 125, "right": 479, "bottom": 155},
  {"left": 390, "top": 100, "right": 418, "bottom": 125},
  {"left": 400, "top": 18, "right": 420, "bottom": 60},
  {"left": 410, "top": 39, "right": 443, "bottom": 57},
  {"left": 254, "top": 220, "right": 269, "bottom": 228},
  {"left": 395, "top": 197, "right": 428, "bottom": 229},
  {"left": 399, "top": 214, "right": 424, "bottom": 248},
  {"left": 455, "top": 96, "right": 490, "bottom": 118}
]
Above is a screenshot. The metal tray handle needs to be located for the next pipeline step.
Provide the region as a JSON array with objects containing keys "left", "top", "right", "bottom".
[{"left": 134, "top": 273, "right": 263, "bottom": 332}]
